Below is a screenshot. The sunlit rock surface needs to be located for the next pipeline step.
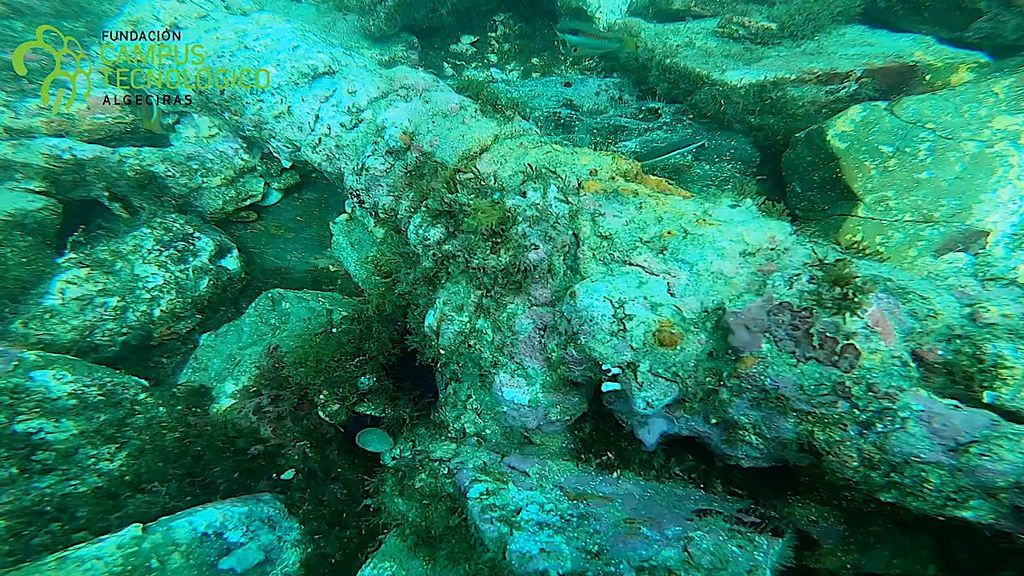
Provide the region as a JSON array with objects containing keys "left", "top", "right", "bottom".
[
  {"left": 6, "top": 216, "right": 244, "bottom": 361},
  {"left": 618, "top": 16, "right": 991, "bottom": 146},
  {"left": 1, "top": 494, "right": 304, "bottom": 576}
]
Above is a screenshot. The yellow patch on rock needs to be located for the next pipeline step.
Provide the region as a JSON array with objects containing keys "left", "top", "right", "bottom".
[{"left": 635, "top": 173, "right": 693, "bottom": 198}]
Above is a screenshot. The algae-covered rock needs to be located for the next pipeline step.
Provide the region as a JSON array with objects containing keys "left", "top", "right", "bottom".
[
  {"left": 6, "top": 216, "right": 244, "bottom": 361},
  {"left": 486, "top": 74, "right": 760, "bottom": 197},
  {"left": 0, "top": 188, "right": 60, "bottom": 310},
  {"left": 0, "top": 109, "right": 266, "bottom": 219},
  {"left": 456, "top": 456, "right": 791, "bottom": 575},
  {"left": 566, "top": 188, "right": 813, "bottom": 465},
  {"left": 356, "top": 535, "right": 474, "bottom": 576},
  {"left": 868, "top": 0, "right": 1024, "bottom": 55},
  {"left": 784, "top": 67, "right": 1024, "bottom": 279},
  {"left": 1, "top": 494, "right": 304, "bottom": 576},
  {"left": 178, "top": 289, "right": 359, "bottom": 411},
  {"left": 619, "top": 17, "right": 991, "bottom": 147},
  {"left": 0, "top": 350, "right": 167, "bottom": 566},
  {"left": 782, "top": 69, "right": 1024, "bottom": 419},
  {"left": 558, "top": 0, "right": 632, "bottom": 24},
  {"left": 112, "top": 0, "right": 1024, "bottom": 539}
]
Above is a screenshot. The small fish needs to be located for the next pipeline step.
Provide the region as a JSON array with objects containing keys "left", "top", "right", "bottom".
[
  {"left": 556, "top": 20, "right": 638, "bottom": 56},
  {"left": 139, "top": 97, "right": 165, "bottom": 133},
  {"left": 128, "top": 90, "right": 165, "bottom": 134},
  {"left": 635, "top": 140, "right": 707, "bottom": 165},
  {"left": 933, "top": 226, "right": 990, "bottom": 257}
]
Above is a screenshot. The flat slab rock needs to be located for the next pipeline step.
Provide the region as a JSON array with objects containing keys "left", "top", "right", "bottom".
[
  {"left": 1, "top": 494, "right": 304, "bottom": 576},
  {"left": 178, "top": 289, "right": 357, "bottom": 411},
  {"left": 0, "top": 350, "right": 166, "bottom": 567},
  {"left": 456, "top": 456, "right": 789, "bottom": 576},
  {"left": 621, "top": 17, "right": 991, "bottom": 141},
  {"left": 6, "top": 216, "right": 244, "bottom": 361},
  {"left": 784, "top": 67, "right": 1024, "bottom": 280}
]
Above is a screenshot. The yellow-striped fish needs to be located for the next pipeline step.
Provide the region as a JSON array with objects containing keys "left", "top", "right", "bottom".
[{"left": 556, "top": 20, "right": 638, "bottom": 56}]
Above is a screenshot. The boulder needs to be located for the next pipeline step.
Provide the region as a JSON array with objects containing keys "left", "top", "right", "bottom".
[
  {"left": 618, "top": 17, "right": 991, "bottom": 147},
  {"left": 0, "top": 351, "right": 166, "bottom": 566},
  {"left": 0, "top": 111, "right": 267, "bottom": 219},
  {"left": 456, "top": 455, "right": 792, "bottom": 575},
  {"left": 178, "top": 289, "right": 360, "bottom": 411},
  {"left": 1, "top": 494, "right": 304, "bottom": 576},
  {"left": 784, "top": 68, "right": 1024, "bottom": 278},
  {"left": 6, "top": 216, "right": 244, "bottom": 361}
]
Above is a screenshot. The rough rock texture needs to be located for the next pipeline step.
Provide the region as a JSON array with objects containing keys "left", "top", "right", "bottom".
[
  {"left": 0, "top": 108, "right": 267, "bottom": 219},
  {"left": 0, "top": 189, "right": 60, "bottom": 310},
  {"left": 456, "top": 455, "right": 791, "bottom": 575},
  {"left": 618, "top": 16, "right": 991, "bottom": 147},
  {"left": 487, "top": 74, "right": 760, "bottom": 198},
  {"left": 566, "top": 191, "right": 815, "bottom": 466},
  {"left": 868, "top": 0, "right": 1024, "bottom": 55},
  {"left": 0, "top": 351, "right": 167, "bottom": 567},
  {"left": 784, "top": 66, "right": 1024, "bottom": 422},
  {"left": 356, "top": 535, "right": 471, "bottom": 576},
  {"left": 178, "top": 289, "right": 359, "bottom": 411},
  {"left": 558, "top": 0, "right": 632, "bottom": 24},
  {"left": 1, "top": 494, "right": 304, "bottom": 576},
  {"left": 6, "top": 216, "right": 244, "bottom": 361},
  {"left": 784, "top": 68, "right": 1024, "bottom": 276},
  {"left": 114, "top": 0, "right": 1024, "bottom": 538}
]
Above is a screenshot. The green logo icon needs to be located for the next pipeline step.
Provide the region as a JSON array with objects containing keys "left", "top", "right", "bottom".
[{"left": 12, "top": 24, "right": 93, "bottom": 113}]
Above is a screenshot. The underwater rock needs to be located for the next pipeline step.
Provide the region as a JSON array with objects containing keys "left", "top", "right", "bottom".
[
  {"left": 178, "top": 289, "right": 359, "bottom": 411},
  {"left": 564, "top": 182, "right": 1024, "bottom": 528},
  {"left": 817, "top": 389, "right": 1024, "bottom": 533},
  {"left": 558, "top": 0, "right": 632, "bottom": 25},
  {"left": 566, "top": 191, "right": 814, "bottom": 466},
  {"left": 867, "top": 0, "right": 1024, "bottom": 56},
  {"left": 2, "top": 493, "right": 304, "bottom": 576},
  {"left": 456, "top": 456, "right": 791, "bottom": 575},
  {"left": 784, "top": 67, "right": 1024, "bottom": 280},
  {"left": 356, "top": 535, "right": 471, "bottom": 576},
  {"left": 786, "top": 68, "right": 1024, "bottom": 421},
  {"left": 114, "top": 0, "right": 1024, "bottom": 535},
  {"left": 0, "top": 188, "right": 60, "bottom": 311},
  {"left": 0, "top": 126, "right": 266, "bottom": 220},
  {"left": 0, "top": 351, "right": 168, "bottom": 567},
  {"left": 617, "top": 16, "right": 991, "bottom": 148},
  {"left": 6, "top": 216, "right": 244, "bottom": 361},
  {"left": 486, "top": 74, "right": 760, "bottom": 197}
]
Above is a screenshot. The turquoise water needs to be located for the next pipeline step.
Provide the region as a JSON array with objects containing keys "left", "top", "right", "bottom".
[{"left": 1, "top": 1, "right": 1023, "bottom": 574}]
